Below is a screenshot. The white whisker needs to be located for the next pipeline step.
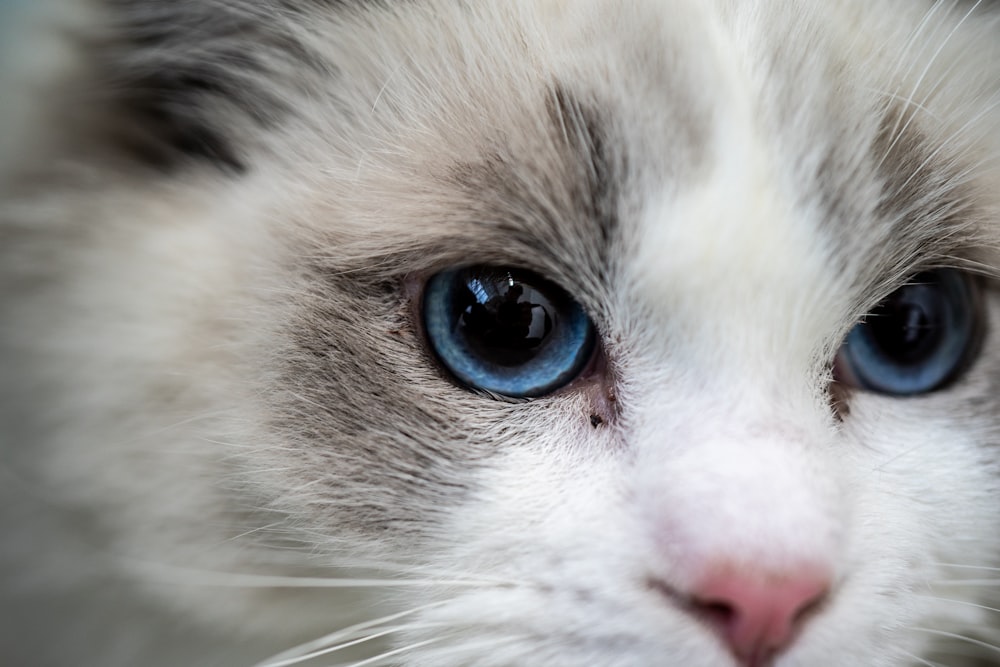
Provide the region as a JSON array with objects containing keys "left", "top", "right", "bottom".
[
  {"left": 226, "top": 521, "right": 295, "bottom": 543},
  {"left": 911, "top": 628, "right": 1000, "bottom": 656},
  {"left": 889, "top": 0, "right": 949, "bottom": 84},
  {"left": 330, "top": 637, "right": 444, "bottom": 667},
  {"left": 124, "top": 560, "right": 501, "bottom": 590},
  {"left": 931, "top": 579, "right": 1000, "bottom": 587},
  {"left": 259, "top": 623, "right": 442, "bottom": 667},
  {"left": 254, "top": 602, "right": 448, "bottom": 667},
  {"left": 865, "top": 88, "right": 941, "bottom": 121},
  {"left": 893, "top": 96, "right": 1000, "bottom": 195},
  {"left": 914, "top": 595, "right": 1000, "bottom": 615},
  {"left": 878, "top": 0, "right": 983, "bottom": 168},
  {"left": 901, "top": 649, "right": 947, "bottom": 667},
  {"left": 934, "top": 563, "right": 1000, "bottom": 573}
]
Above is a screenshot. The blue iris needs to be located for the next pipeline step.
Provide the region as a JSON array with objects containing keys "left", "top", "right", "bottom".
[
  {"left": 423, "top": 266, "right": 596, "bottom": 398},
  {"left": 836, "top": 269, "right": 980, "bottom": 395}
]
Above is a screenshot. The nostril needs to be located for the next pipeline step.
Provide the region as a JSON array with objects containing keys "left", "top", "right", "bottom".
[{"left": 693, "top": 599, "right": 737, "bottom": 629}]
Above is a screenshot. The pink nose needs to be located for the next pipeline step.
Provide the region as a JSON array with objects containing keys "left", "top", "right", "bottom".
[{"left": 689, "top": 566, "right": 830, "bottom": 665}]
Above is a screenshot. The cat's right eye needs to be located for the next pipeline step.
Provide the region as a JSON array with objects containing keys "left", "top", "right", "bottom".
[
  {"left": 422, "top": 266, "right": 596, "bottom": 398},
  {"left": 833, "top": 269, "right": 982, "bottom": 396}
]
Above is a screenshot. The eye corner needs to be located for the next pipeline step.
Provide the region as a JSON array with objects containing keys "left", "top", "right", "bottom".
[{"left": 826, "top": 377, "right": 853, "bottom": 421}]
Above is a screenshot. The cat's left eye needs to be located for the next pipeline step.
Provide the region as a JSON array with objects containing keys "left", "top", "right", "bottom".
[
  {"left": 422, "top": 266, "right": 596, "bottom": 398},
  {"left": 833, "top": 269, "right": 982, "bottom": 396}
]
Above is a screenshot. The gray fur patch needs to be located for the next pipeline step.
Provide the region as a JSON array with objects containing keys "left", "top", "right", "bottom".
[
  {"left": 445, "top": 84, "right": 627, "bottom": 311},
  {"left": 856, "top": 100, "right": 986, "bottom": 302},
  {"left": 268, "top": 265, "right": 528, "bottom": 539}
]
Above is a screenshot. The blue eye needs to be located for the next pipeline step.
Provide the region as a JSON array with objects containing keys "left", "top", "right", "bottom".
[
  {"left": 422, "top": 266, "right": 596, "bottom": 398},
  {"left": 834, "top": 269, "right": 981, "bottom": 396}
]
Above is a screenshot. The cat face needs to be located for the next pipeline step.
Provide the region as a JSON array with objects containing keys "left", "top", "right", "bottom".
[{"left": 3, "top": 1, "right": 1000, "bottom": 666}]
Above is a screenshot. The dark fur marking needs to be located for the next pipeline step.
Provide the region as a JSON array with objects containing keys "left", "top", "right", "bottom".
[
  {"left": 870, "top": 103, "right": 980, "bottom": 270},
  {"left": 447, "top": 83, "right": 624, "bottom": 314},
  {"left": 812, "top": 99, "right": 982, "bottom": 303},
  {"left": 109, "top": 70, "right": 254, "bottom": 173},
  {"left": 94, "top": 0, "right": 332, "bottom": 173},
  {"left": 545, "top": 84, "right": 620, "bottom": 274}
]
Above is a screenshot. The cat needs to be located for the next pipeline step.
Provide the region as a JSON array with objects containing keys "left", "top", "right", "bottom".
[{"left": 2, "top": 0, "right": 1000, "bottom": 665}]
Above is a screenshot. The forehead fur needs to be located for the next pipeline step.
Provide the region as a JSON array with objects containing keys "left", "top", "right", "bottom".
[
  {"left": 48, "top": 1, "right": 1000, "bottom": 283},
  {"left": 240, "top": 0, "right": 1000, "bottom": 352}
]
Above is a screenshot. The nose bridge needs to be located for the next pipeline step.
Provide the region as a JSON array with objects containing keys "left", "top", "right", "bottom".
[
  {"left": 677, "top": 431, "right": 839, "bottom": 549},
  {"left": 629, "top": 334, "right": 831, "bottom": 451},
  {"left": 631, "top": 212, "right": 837, "bottom": 397},
  {"left": 629, "top": 376, "right": 844, "bottom": 565},
  {"left": 621, "top": 171, "right": 844, "bottom": 458},
  {"left": 627, "top": 77, "right": 843, "bottom": 377}
]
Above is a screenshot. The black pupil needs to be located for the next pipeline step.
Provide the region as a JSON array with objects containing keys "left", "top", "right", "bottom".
[
  {"left": 455, "top": 271, "right": 557, "bottom": 367},
  {"left": 866, "top": 283, "right": 944, "bottom": 365}
]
